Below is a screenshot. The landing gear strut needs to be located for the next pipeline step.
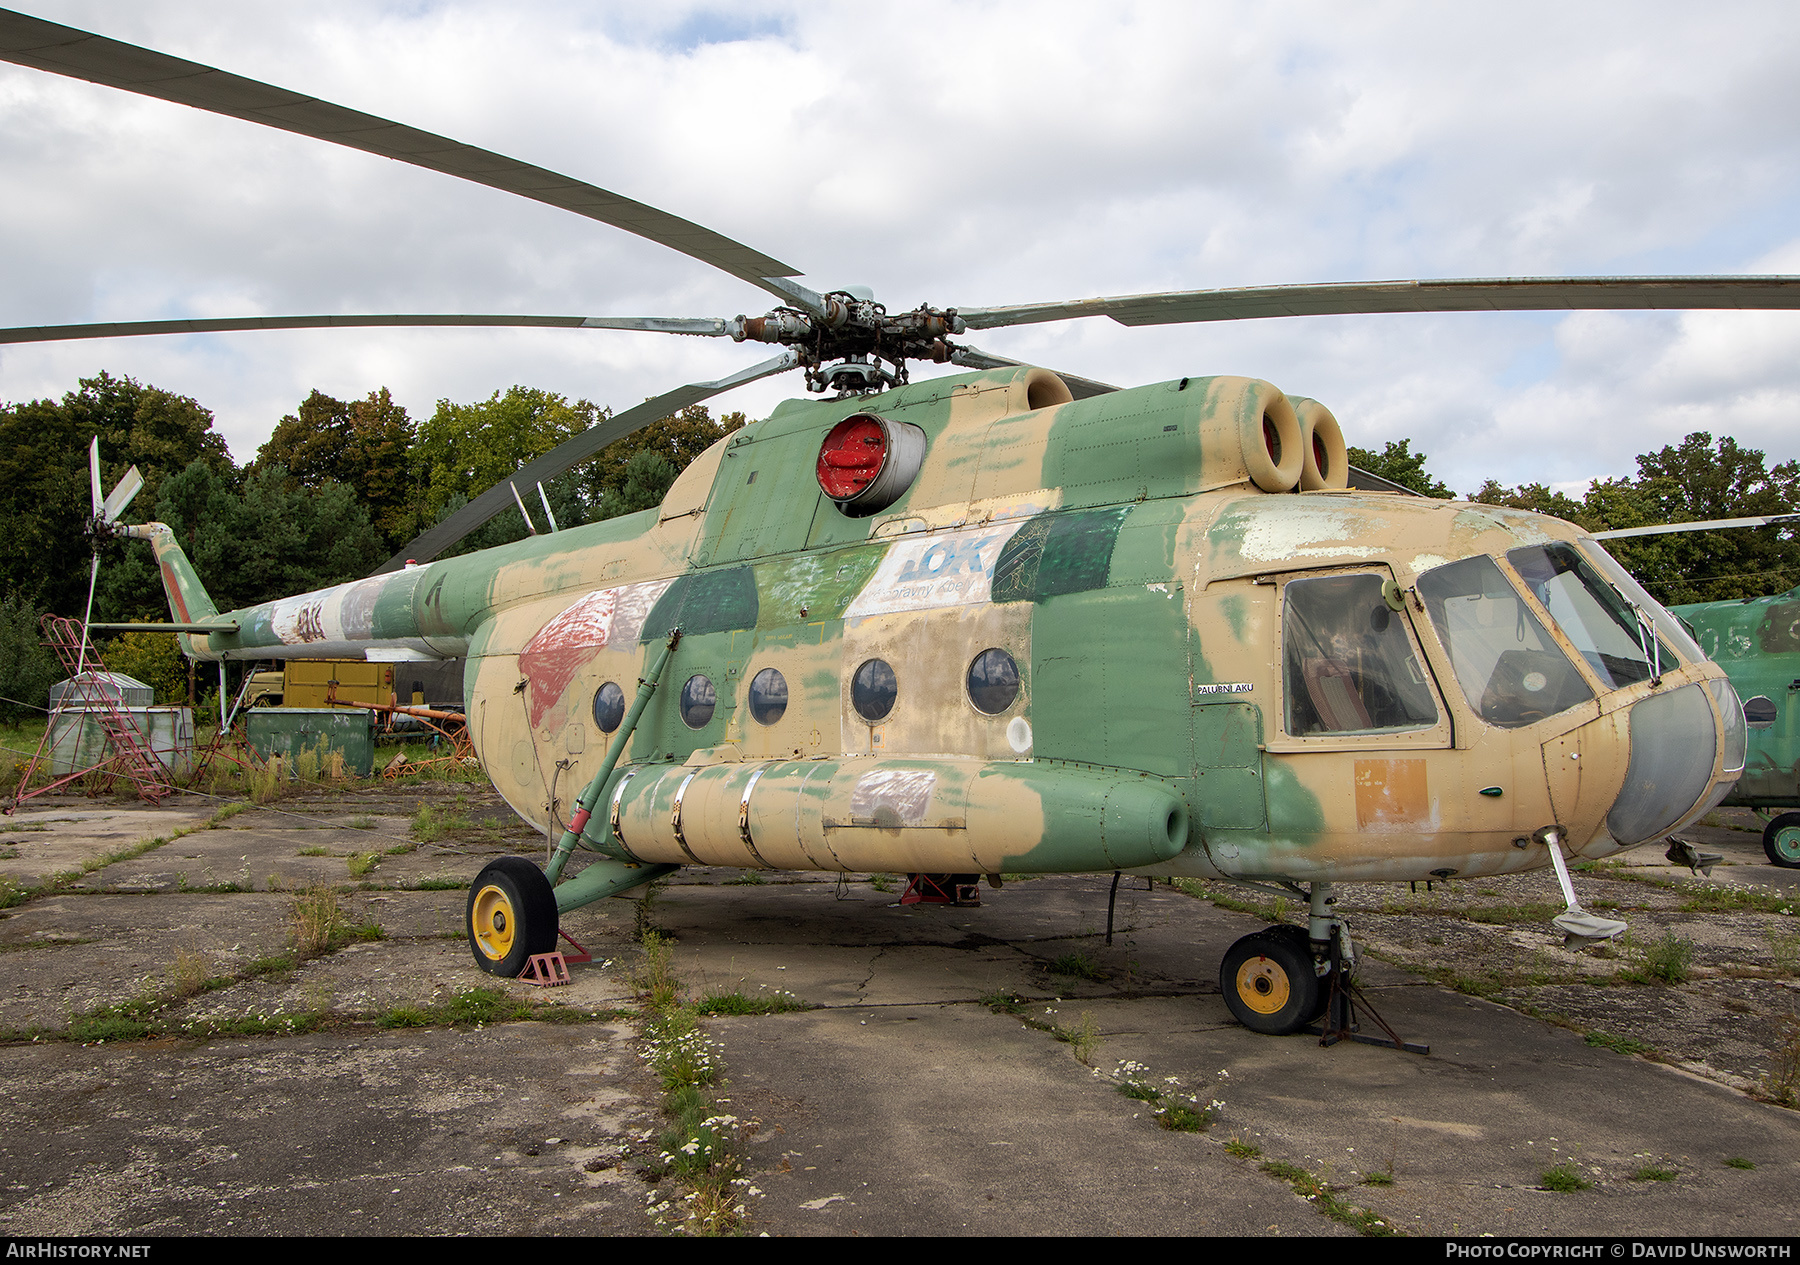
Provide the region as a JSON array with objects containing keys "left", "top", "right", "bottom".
[{"left": 1218, "top": 882, "right": 1346, "bottom": 1035}]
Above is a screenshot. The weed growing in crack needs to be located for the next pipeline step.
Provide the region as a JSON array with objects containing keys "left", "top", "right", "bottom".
[
  {"left": 1762, "top": 1017, "right": 1800, "bottom": 1107},
  {"left": 1259, "top": 1158, "right": 1396, "bottom": 1235},
  {"left": 1540, "top": 1161, "right": 1593, "bottom": 1192},
  {"left": 1626, "top": 932, "right": 1695, "bottom": 985},
  {"left": 1049, "top": 950, "right": 1102, "bottom": 980}
]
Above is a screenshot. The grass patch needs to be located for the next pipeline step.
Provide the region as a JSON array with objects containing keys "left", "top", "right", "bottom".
[
  {"left": 1678, "top": 885, "right": 1794, "bottom": 915},
  {"left": 1223, "top": 1136, "right": 1261, "bottom": 1160},
  {"left": 345, "top": 851, "right": 380, "bottom": 878},
  {"left": 867, "top": 873, "right": 895, "bottom": 893},
  {"left": 347, "top": 815, "right": 377, "bottom": 831},
  {"left": 442, "top": 985, "right": 535, "bottom": 1026},
  {"left": 979, "top": 990, "right": 1027, "bottom": 1015},
  {"left": 1463, "top": 902, "right": 1564, "bottom": 926},
  {"left": 722, "top": 871, "right": 765, "bottom": 885},
  {"left": 693, "top": 988, "right": 809, "bottom": 1016},
  {"left": 297, "top": 847, "right": 330, "bottom": 857},
  {"left": 1624, "top": 932, "right": 1695, "bottom": 985},
  {"left": 1762, "top": 1017, "right": 1800, "bottom": 1108},
  {"left": 1631, "top": 1164, "right": 1677, "bottom": 1182},
  {"left": 634, "top": 930, "right": 681, "bottom": 1010},
  {"left": 1260, "top": 1158, "right": 1397, "bottom": 1235},
  {"left": 410, "top": 876, "right": 464, "bottom": 891},
  {"left": 1048, "top": 949, "right": 1102, "bottom": 979},
  {"left": 411, "top": 803, "right": 475, "bottom": 842},
  {"left": 1540, "top": 1161, "right": 1593, "bottom": 1192},
  {"left": 1361, "top": 1170, "right": 1395, "bottom": 1187},
  {"left": 204, "top": 803, "right": 250, "bottom": 828},
  {"left": 1725, "top": 1156, "right": 1756, "bottom": 1170},
  {"left": 1585, "top": 1030, "right": 1656, "bottom": 1056}
]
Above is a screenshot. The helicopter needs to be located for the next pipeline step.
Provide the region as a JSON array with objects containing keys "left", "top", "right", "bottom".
[{"left": 2, "top": 9, "right": 1792, "bottom": 1035}]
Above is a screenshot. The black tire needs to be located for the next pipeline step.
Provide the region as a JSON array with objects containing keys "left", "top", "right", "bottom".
[
  {"left": 1252, "top": 923, "right": 1330, "bottom": 1023},
  {"left": 1220, "top": 930, "right": 1321, "bottom": 1035},
  {"left": 1763, "top": 812, "right": 1800, "bottom": 868},
  {"left": 467, "top": 856, "right": 558, "bottom": 976}
]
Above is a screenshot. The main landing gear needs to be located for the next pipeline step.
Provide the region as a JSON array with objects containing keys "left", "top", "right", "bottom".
[
  {"left": 1217, "top": 881, "right": 1428, "bottom": 1054},
  {"left": 467, "top": 856, "right": 558, "bottom": 976}
]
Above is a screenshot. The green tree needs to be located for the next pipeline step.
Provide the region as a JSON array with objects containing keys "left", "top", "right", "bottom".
[
  {"left": 1604, "top": 434, "right": 1800, "bottom": 605},
  {"left": 412, "top": 387, "right": 606, "bottom": 520},
  {"left": 585, "top": 405, "right": 744, "bottom": 501},
  {"left": 0, "top": 373, "right": 233, "bottom": 619},
  {"left": 0, "top": 594, "right": 61, "bottom": 727},
  {"left": 255, "top": 388, "right": 416, "bottom": 547},
  {"left": 134, "top": 460, "right": 387, "bottom": 614},
  {"left": 100, "top": 627, "right": 189, "bottom": 705},
  {"left": 1346, "top": 439, "right": 1454, "bottom": 498}
]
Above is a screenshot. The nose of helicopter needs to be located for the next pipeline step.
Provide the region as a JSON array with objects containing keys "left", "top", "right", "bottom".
[{"left": 1603, "top": 678, "right": 1744, "bottom": 846}]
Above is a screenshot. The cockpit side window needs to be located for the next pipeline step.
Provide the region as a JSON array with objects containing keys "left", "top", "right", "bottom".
[
  {"left": 1416, "top": 555, "right": 1594, "bottom": 728},
  {"left": 1282, "top": 573, "right": 1439, "bottom": 736}
]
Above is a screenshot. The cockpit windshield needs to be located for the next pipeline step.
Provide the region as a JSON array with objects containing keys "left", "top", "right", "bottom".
[
  {"left": 1416, "top": 555, "right": 1595, "bottom": 727},
  {"left": 1506, "top": 542, "right": 1675, "bottom": 689}
]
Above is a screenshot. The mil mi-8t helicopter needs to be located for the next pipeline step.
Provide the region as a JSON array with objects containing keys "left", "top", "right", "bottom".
[{"left": 4, "top": 9, "right": 1794, "bottom": 1035}]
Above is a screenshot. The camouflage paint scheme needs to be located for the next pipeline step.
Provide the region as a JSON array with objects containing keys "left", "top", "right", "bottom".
[
  {"left": 133, "top": 365, "right": 1739, "bottom": 888},
  {"left": 1674, "top": 590, "right": 1800, "bottom": 808}
]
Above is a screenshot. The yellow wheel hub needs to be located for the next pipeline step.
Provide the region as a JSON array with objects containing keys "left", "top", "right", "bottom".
[
  {"left": 1234, "top": 955, "right": 1291, "bottom": 1015},
  {"left": 470, "top": 883, "right": 516, "bottom": 961}
]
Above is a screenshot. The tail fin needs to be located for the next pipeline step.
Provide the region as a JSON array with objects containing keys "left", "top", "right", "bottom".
[{"left": 126, "top": 523, "right": 222, "bottom": 660}]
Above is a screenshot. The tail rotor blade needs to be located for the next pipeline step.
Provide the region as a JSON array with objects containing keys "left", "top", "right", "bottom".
[
  {"left": 87, "top": 435, "right": 102, "bottom": 518},
  {"left": 102, "top": 465, "right": 144, "bottom": 523}
]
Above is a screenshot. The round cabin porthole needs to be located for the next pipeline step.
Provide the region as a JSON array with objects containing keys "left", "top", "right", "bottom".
[
  {"left": 679, "top": 674, "right": 716, "bottom": 729},
  {"left": 592, "top": 681, "right": 625, "bottom": 733},
  {"left": 967, "top": 648, "right": 1020, "bottom": 715},
  {"left": 816, "top": 414, "right": 927, "bottom": 516},
  {"left": 851, "top": 658, "right": 897, "bottom": 722},
  {"left": 748, "top": 667, "right": 788, "bottom": 725},
  {"left": 1745, "top": 695, "right": 1778, "bottom": 728}
]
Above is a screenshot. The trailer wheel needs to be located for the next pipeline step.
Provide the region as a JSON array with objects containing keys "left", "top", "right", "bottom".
[
  {"left": 1763, "top": 812, "right": 1800, "bottom": 868},
  {"left": 467, "top": 857, "right": 557, "bottom": 976}
]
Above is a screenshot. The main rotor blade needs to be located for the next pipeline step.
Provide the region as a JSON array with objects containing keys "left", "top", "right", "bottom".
[
  {"left": 1592, "top": 513, "right": 1800, "bottom": 540},
  {"left": 947, "top": 345, "right": 1120, "bottom": 400},
  {"left": 376, "top": 350, "right": 800, "bottom": 573},
  {"left": 957, "top": 276, "right": 1800, "bottom": 330},
  {"left": 0, "top": 9, "right": 802, "bottom": 299},
  {"left": 0, "top": 314, "right": 733, "bottom": 345}
]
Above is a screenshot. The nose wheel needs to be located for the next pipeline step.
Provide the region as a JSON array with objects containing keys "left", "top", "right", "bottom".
[
  {"left": 467, "top": 856, "right": 558, "bottom": 976},
  {"left": 1220, "top": 927, "right": 1328, "bottom": 1034}
]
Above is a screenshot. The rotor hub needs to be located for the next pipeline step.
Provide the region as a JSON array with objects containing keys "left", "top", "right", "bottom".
[{"left": 730, "top": 290, "right": 966, "bottom": 395}]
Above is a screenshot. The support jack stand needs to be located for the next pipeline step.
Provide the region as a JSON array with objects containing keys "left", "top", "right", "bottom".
[
  {"left": 1309, "top": 931, "right": 1429, "bottom": 1055},
  {"left": 900, "top": 873, "right": 981, "bottom": 906}
]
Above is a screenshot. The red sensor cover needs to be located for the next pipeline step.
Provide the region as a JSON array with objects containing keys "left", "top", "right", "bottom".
[{"left": 816, "top": 416, "right": 887, "bottom": 500}]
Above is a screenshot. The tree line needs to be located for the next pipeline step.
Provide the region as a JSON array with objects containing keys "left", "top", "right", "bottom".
[
  {"left": 0, "top": 372, "right": 741, "bottom": 721},
  {"left": 1348, "top": 436, "right": 1800, "bottom": 607}
]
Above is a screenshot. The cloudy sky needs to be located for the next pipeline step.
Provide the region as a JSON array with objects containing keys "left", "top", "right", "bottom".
[{"left": 3, "top": 1, "right": 1799, "bottom": 496}]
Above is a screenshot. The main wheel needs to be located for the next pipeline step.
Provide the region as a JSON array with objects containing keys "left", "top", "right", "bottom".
[
  {"left": 1763, "top": 812, "right": 1800, "bottom": 868},
  {"left": 467, "top": 856, "right": 558, "bottom": 976},
  {"left": 1251, "top": 924, "right": 1330, "bottom": 1023},
  {"left": 1221, "top": 930, "right": 1321, "bottom": 1035}
]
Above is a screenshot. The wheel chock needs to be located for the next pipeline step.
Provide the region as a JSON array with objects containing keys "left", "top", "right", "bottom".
[{"left": 520, "top": 952, "right": 571, "bottom": 986}]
